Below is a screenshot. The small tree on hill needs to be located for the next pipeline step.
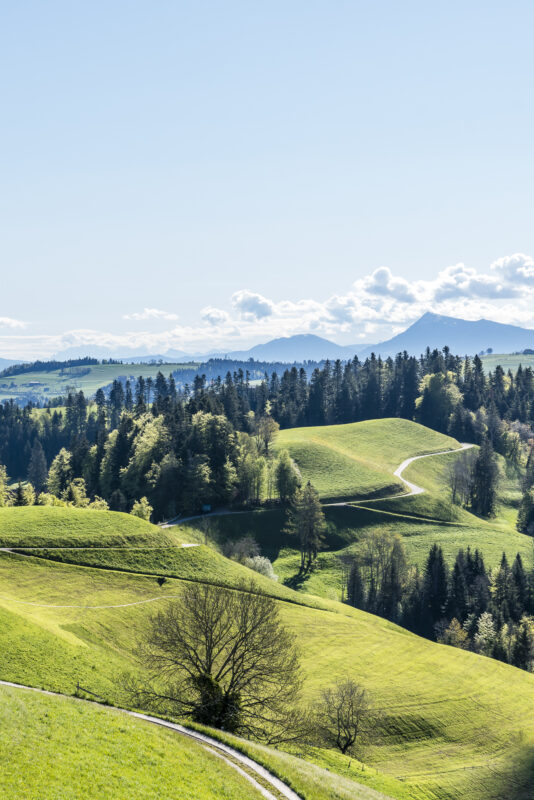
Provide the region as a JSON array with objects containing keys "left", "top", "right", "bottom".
[
  {"left": 131, "top": 496, "right": 153, "bottom": 522},
  {"left": 284, "top": 481, "right": 326, "bottom": 571},
  {"left": 0, "top": 465, "right": 10, "bottom": 506},
  {"left": 315, "top": 679, "right": 373, "bottom": 755},
  {"left": 517, "top": 488, "right": 534, "bottom": 535}
]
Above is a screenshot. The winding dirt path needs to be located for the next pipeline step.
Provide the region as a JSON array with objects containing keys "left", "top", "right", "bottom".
[
  {"left": 0, "top": 680, "right": 301, "bottom": 800},
  {"left": 388, "top": 442, "right": 474, "bottom": 498}
]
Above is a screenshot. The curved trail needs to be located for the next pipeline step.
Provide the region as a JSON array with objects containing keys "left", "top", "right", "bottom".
[
  {"left": 0, "top": 680, "right": 301, "bottom": 800},
  {"left": 369, "top": 442, "right": 473, "bottom": 501}
]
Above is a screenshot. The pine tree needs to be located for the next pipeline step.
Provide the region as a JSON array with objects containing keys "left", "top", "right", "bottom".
[
  {"left": 27, "top": 440, "right": 47, "bottom": 493},
  {"left": 470, "top": 436, "right": 498, "bottom": 516},
  {"left": 517, "top": 488, "right": 534, "bottom": 536},
  {"left": 511, "top": 619, "right": 533, "bottom": 671},
  {"left": 284, "top": 481, "right": 326, "bottom": 571},
  {"left": 422, "top": 544, "right": 449, "bottom": 636},
  {"left": 347, "top": 561, "right": 365, "bottom": 609}
]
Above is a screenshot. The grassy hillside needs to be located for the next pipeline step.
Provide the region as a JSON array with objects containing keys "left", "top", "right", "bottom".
[
  {"left": 275, "top": 419, "right": 459, "bottom": 501},
  {"left": 0, "top": 506, "right": 193, "bottom": 548},
  {"left": 0, "top": 361, "right": 197, "bottom": 402},
  {"left": 481, "top": 352, "right": 534, "bottom": 373},
  {"left": 0, "top": 685, "right": 265, "bottom": 800},
  {"left": 2, "top": 536, "right": 534, "bottom": 800}
]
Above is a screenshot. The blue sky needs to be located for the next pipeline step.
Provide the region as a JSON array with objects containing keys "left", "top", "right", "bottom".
[{"left": 2, "top": 1, "right": 534, "bottom": 357}]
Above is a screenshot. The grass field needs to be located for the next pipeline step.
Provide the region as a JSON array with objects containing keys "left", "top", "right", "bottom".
[
  {"left": 0, "top": 506, "right": 193, "bottom": 548},
  {"left": 481, "top": 352, "right": 534, "bottom": 373},
  {"left": 275, "top": 419, "right": 459, "bottom": 501},
  {"left": 2, "top": 518, "right": 534, "bottom": 800},
  {"left": 0, "top": 685, "right": 266, "bottom": 800},
  {"left": 0, "top": 361, "right": 198, "bottom": 402}
]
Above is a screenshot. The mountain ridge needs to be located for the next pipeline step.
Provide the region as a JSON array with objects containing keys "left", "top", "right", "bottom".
[{"left": 13, "top": 313, "right": 534, "bottom": 365}]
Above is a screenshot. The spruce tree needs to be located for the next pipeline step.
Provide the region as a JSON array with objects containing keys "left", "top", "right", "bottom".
[
  {"left": 422, "top": 544, "right": 449, "bottom": 636},
  {"left": 27, "top": 440, "right": 47, "bottom": 493},
  {"left": 511, "top": 620, "right": 533, "bottom": 671},
  {"left": 284, "top": 481, "right": 326, "bottom": 571},
  {"left": 470, "top": 436, "right": 498, "bottom": 516}
]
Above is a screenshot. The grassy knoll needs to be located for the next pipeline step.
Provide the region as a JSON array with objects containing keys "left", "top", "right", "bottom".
[
  {"left": 0, "top": 506, "right": 193, "bottom": 548},
  {"left": 275, "top": 419, "right": 459, "bottom": 501},
  {"left": 0, "top": 685, "right": 264, "bottom": 800},
  {"left": 0, "top": 361, "right": 197, "bottom": 402},
  {"left": 2, "top": 550, "right": 534, "bottom": 799}
]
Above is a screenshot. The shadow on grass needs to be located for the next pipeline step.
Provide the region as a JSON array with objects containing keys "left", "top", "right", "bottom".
[{"left": 485, "top": 742, "right": 534, "bottom": 800}]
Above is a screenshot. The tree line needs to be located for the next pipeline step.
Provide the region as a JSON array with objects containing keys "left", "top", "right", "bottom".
[
  {"left": 344, "top": 532, "right": 534, "bottom": 671},
  {"left": 0, "top": 347, "right": 533, "bottom": 527}
]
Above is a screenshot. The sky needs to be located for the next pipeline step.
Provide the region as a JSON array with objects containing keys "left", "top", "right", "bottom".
[{"left": 2, "top": 1, "right": 534, "bottom": 358}]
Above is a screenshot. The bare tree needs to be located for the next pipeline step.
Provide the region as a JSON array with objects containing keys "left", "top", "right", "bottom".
[
  {"left": 315, "top": 679, "right": 373, "bottom": 755},
  {"left": 128, "top": 580, "right": 305, "bottom": 744}
]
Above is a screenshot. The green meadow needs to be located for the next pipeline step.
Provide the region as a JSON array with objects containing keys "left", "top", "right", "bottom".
[
  {"left": 275, "top": 419, "right": 458, "bottom": 501},
  {"left": 481, "top": 352, "right": 534, "bottom": 373},
  {"left": 0, "top": 361, "right": 197, "bottom": 402},
  {"left": 0, "top": 685, "right": 265, "bottom": 800},
  {"left": 2, "top": 534, "right": 534, "bottom": 799},
  {"left": 2, "top": 418, "right": 534, "bottom": 800}
]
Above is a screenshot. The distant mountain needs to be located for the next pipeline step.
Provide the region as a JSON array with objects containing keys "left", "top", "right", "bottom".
[
  {"left": 50, "top": 313, "right": 534, "bottom": 367},
  {"left": 221, "top": 334, "right": 357, "bottom": 363},
  {"left": 358, "top": 312, "right": 534, "bottom": 359},
  {"left": 53, "top": 345, "right": 194, "bottom": 363}
]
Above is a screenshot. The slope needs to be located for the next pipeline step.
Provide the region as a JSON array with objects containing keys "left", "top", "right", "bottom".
[
  {"left": 275, "top": 418, "right": 459, "bottom": 501},
  {"left": 0, "top": 683, "right": 267, "bottom": 800},
  {"left": 1, "top": 536, "right": 534, "bottom": 800}
]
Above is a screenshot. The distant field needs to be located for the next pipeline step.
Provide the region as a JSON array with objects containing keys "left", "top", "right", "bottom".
[
  {"left": 275, "top": 419, "right": 459, "bottom": 501},
  {"left": 0, "top": 361, "right": 198, "bottom": 402},
  {"left": 480, "top": 352, "right": 534, "bottom": 372},
  {"left": 0, "top": 685, "right": 264, "bottom": 800}
]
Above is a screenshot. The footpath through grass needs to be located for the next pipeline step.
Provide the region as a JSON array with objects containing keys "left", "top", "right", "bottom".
[{"left": 0, "top": 684, "right": 265, "bottom": 800}]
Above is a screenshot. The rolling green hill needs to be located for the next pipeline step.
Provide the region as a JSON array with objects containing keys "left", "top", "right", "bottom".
[
  {"left": 275, "top": 419, "right": 459, "bottom": 501},
  {"left": 2, "top": 417, "right": 533, "bottom": 800},
  {"left": 2, "top": 508, "right": 534, "bottom": 800}
]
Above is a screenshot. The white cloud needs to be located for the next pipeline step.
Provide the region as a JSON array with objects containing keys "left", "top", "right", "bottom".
[
  {"left": 232, "top": 290, "right": 274, "bottom": 319},
  {"left": 200, "top": 306, "right": 231, "bottom": 325},
  {"left": 357, "top": 266, "right": 417, "bottom": 303},
  {"left": 123, "top": 308, "right": 179, "bottom": 321},
  {"left": 0, "top": 316, "right": 26, "bottom": 329},
  {"left": 491, "top": 253, "right": 534, "bottom": 285}
]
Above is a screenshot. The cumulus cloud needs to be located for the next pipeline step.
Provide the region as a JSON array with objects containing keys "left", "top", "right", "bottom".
[
  {"left": 491, "top": 253, "right": 534, "bottom": 285},
  {"left": 429, "top": 263, "right": 518, "bottom": 302},
  {"left": 124, "top": 308, "right": 179, "bottom": 321},
  {"left": 200, "top": 306, "right": 231, "bottom": 325},
  {"left": 358, "top": 266, "right": 417, "bottom": 303},
  {"left": 232, "top": 290, "right": 274, "bottom": 319}
]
